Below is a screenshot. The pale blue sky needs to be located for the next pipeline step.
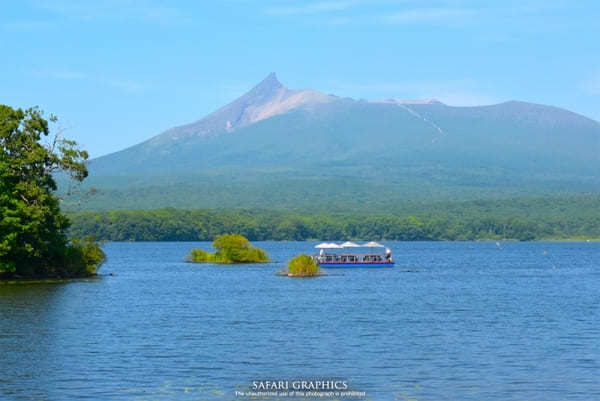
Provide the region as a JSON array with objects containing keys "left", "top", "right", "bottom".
[{"left": 2, "top": 0, "right": 599, "bottom": 157}]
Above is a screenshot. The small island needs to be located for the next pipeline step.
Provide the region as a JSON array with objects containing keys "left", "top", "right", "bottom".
[
  {"left": 282, "top": 254, "right": 322, "bottom": 277},
  {"left": 186, "top": 234, "right": 268, "bottom": 264}
]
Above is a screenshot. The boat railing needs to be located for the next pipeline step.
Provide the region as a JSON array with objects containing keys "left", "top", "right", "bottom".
[{"left": 312, "top": 253, "right": 391, "bottom": 263}]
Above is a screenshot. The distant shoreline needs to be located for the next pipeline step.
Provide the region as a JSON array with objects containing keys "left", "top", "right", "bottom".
[
  {"left": 94, "top": 239, "right": 600, "bottom": 243},
  {"left": 66, "top": 197, "right": 600, "bottom": 243}
]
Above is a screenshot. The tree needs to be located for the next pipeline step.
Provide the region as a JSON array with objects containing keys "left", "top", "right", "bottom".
[
  {"left": 212, "top": 233, "right": 268, "bottom": 263},
  {"left": 287, "top": 254, "right": 319, "bottom": 277},
  {"left": 186, "top": 233, "right": 268, "bottom": 264},
  {"left": 0, "top": 105, "right": 104, "bottom": 278}
]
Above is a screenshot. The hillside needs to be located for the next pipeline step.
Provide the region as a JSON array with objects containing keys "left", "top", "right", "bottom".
[{"left": 72, "top": 73, "right": 600, "bottom": 210}]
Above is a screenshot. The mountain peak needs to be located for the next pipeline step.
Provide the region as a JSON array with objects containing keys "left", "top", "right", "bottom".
[
  {"left": 154, "top": 72, "right": 334, "bottom": 141},
  {"left": 246, "top": 72, "right": 284, "bottom": 97},
  {"left": 262, "top": 72, "right": 281, "bottom": 86}
]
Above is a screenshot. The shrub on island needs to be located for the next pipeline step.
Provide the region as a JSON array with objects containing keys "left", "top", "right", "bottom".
[
  {"left": 186, "top": 234, "right": 268, "bottom": 264},
  {"left": 287, "top": 254, "right": 320, "bottom": 277},
  {"left": 62, "top": 237, "right": 107, "bottom": 277},
  {"left": 186, "top": 249, "right": 218, "bottom": 263}
]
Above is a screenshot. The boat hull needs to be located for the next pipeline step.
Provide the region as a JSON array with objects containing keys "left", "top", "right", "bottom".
[{"left": 318, "top": 262, "right": 394, "bottom": 268}]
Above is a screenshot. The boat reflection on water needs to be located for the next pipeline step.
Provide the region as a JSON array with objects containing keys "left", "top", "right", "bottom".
[{"left": 312, "top": 241, "right": 394, "bottom": 268}]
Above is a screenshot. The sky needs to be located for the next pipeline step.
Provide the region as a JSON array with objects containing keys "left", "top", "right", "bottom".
[{"left": 2, "top": 0, "right": 599, "bottom": 157}]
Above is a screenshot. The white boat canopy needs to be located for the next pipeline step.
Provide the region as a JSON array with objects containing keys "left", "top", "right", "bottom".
[
  {"left": 341, "top": 241, "right": 360, "bottom": 247},
  {"left": 362, "top": 241, "right": 385, "bottom": 248},
  {"left": 315, "top": 243, "right": 343, "bottom": 249}
]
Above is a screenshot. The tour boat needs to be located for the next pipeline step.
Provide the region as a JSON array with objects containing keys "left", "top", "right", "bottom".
[{"left": 312, "top": 241, "right": 394, "bottom": 268}]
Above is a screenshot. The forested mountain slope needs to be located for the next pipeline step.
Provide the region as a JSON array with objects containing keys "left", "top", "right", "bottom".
[{"left": 72, "top": 73, "right": 600, "bottom": 210}]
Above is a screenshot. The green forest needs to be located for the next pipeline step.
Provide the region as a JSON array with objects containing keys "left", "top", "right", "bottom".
[{"left": 67, "top": 195, "right": 600, "bottom": 242}]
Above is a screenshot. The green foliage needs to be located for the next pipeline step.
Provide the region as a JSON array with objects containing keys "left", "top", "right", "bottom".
[
  {"left": 187, "top": 234, "right": 269, "bottom": 264},
  {"left": 63, "top": 237, "right": 107, "bottom": 276},
  {"left": 186, "top": 249, "right": 220, "bottom": 263},
  {"left": 0, "top": 105, "right": 103, "bottom": 278},
  {"left": 213, "top": 234, "right": 269, "bottom": 263},
  {"left": 68, "top": 195, "right": 600, "bottom": 242},
  {"left": 287, "top": 254, "right": 319, "bottom": 277}
]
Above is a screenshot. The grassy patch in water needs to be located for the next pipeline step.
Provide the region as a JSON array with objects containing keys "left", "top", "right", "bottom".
[{"left": 286, "top": 254, "right": 320, "bottom": 277}]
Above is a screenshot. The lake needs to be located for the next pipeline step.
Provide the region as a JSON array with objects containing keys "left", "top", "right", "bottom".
[{"left": 1, "top": 241, "right": 599, "bottom": 400}]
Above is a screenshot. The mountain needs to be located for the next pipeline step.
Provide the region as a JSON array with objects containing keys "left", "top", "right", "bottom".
[
  {"left": 157, "top": 72, "right": 335, "bottom": 140},
  {"left": 79, "top": 73, "right": 600, "bottom": 210}
]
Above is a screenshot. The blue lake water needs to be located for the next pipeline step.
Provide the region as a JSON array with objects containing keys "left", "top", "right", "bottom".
[{"left": 1, "top": 241, "right": 599, "bottom": 401}]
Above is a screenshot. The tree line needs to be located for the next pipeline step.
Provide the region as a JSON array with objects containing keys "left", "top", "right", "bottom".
[{"left": 67, "top": 204, "right": 600, "bottom": 242}]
